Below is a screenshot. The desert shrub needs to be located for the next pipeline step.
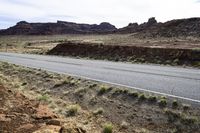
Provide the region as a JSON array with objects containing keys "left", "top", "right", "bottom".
[
  {"left": 21, "top": 82, "right": 27, "bottom": 86},
  {"left": 122, "top": 89, "right": 129, "bottom": 94},
  {"left": 103, "top": 123, "right": 113, "bottom": 133},
  {"left": 114, "top": 89, "right": 123, "bottom": 94},
  {"left": 138, "top": 93, "right": 147, "bottom": 101},
  {"left": 54, "top": 79, "right": 72, "bottom": 87},
  {"left": 69, "top": 80, "right": 76, "bottom": 86},
  {"left": 182, "top": 104, "right": 190, "bottom": 111},
  {"left": 148, "top": 96, "right": 157, "bottom": 103},
  {"left": 129, "top": 91, "right": 139, "bottom": 98},
  {"left": 66, "top": 105, "right": 79, "bottom": 116},
  {"left": 180, "top": 115, "right": 197, "bottom": 125},
  {"left": 89, "top": 83, "right": 97, "bottom": 88},
  {"left": 75, "top": 87, "right": 87, "bottom": 94},
  {"left": 172, "top": 100, "right": 178, "bottom": 109},
  {"left": 165, "top": 109, "right": 180, "bottom": 122},
  {"left": 98, "top": 86, "right": 110, "bottom": 95},
  {"left": 158, "top": 98, "right": 167, "bottom": 107},
  {"left": 93, "top": 107, "right": 104, "bottom": 115},
  {"left": 37, "top": 94, "right": 49, "bottom": 102},
  {"left": 161, "top": 96, "right": 167, "bottom": 99}
]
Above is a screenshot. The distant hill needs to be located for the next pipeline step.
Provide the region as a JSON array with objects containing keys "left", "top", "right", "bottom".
[
  {"left": 117, "top": 17, "right": 200, "bottom": 37},
  {"left": 1, "top": 17, "right": 200, "bottom": 37},
  {"left": 0, "top": 21, "right": 116, "bottom": 35}
]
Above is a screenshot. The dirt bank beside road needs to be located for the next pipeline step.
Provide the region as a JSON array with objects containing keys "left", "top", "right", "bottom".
[{"left": 47, "top": 42, "right": 200, "bottom": 68}]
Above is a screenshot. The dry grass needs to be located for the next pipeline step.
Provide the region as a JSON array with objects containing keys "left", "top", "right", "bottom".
[
  {"left": 0, "top": 62, "right": 200, "bottom": 133},
  {"left": 1, "top": 34, "right": 200, "bottom": 54}
]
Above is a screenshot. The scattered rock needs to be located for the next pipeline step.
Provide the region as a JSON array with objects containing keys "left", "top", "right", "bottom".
[
  {"left": 32, "top": 104, "right": 57, "bottom": 120},
  {"left": 46, "top": 119, "right": 62, "bottom": 126},
  {"left": 33, "top": 125, "right": 61, "bottom": 133},
  {"left": 60, "top": 123, "right": 86, "bottom": 133},
  {"left": 17, "top": 124, "right": 34, "bottom": 131},
  {"left": 0, "top": 114, "right": 11, "bottom": 122}
]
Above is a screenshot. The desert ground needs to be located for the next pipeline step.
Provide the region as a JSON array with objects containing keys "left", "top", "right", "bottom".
[
  {"left": 0, "top": 34, "right": 200, "bottom": 132},
  {"left": 0, "top": 62, "right": 200, "bottom": 133},
  {"left": 0, "top": 34, "right": 200, "bottom": 67},
  {"left": 0, "top": 34, "right": 200, "bottom": 53}
]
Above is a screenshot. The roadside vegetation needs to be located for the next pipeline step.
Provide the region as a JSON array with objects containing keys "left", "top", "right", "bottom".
[{"left": 0, "top": 61, "right": 200, "bottom": 132}]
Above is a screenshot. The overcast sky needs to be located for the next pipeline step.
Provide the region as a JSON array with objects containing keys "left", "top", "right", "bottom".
[{"left": 0, "top": 0, "right": 200, "bottom": 29}]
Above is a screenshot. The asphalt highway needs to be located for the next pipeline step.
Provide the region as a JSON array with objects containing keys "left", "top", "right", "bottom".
[{"left": 0, "top": 52, "right": 199, "bottom": 103}]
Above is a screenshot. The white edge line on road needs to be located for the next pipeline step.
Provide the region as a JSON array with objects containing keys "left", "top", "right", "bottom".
[
  {"left": 2, "top": 61, "right": 200, "bottom": 104},
  {"left": 58, "top": 71, "right": 200, "bottom": 103},
  {"left": 30, "top": 65, "right": 200, "bottom": 104}
]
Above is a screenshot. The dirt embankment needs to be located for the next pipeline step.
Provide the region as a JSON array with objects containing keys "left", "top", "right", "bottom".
[{"left": 47, "top": 42, "right": 200, "bottom": 68}]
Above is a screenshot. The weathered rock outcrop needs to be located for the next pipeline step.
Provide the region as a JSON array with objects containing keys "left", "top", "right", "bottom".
[
  {"left": 1, "top": 17, "right": 200, "bottom": 37},
  {"left": 0, "top": 21, "right": 116, "bottom": 35},
  {"left": 117, "top": 17, "right": 200, "bottom": 37}
]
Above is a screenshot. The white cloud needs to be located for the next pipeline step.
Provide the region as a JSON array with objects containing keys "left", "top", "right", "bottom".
[{"left": 0, "top": 0, "right": 200, "bottom": 29}]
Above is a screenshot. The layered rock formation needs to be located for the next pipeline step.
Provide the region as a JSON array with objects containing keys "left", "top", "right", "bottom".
[
  {"left": 117, "top": 17, "right": 200, "bottom": 37},
  {"left": 0, "top": 21, "right": 116, "bottom": 35}
]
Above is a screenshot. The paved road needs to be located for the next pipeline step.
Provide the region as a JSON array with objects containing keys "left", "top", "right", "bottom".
[{"left": 0, "top": 52, "right": 200, "bottom": 103}]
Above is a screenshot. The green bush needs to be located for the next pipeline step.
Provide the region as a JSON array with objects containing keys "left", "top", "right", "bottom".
[
  {"left": 129, "top": 92, "right": 139, "bottom": 98},
  {"left": 37, "top": 94, "right": 49, "bottom": 102},
  {"left": 172, "top": 100, "right": 178, "bottom": 109},
  {"left": 182, "top": 104, "right": 190, "bottom": 111},
  {"left": 158, "top": 99, "right": 167, "bottom": 107},
  {"left": 138, "top": 94, "right": 147, "bottom": 101},
  {"left": 66, "top": 105, "right": 79, "bottom": 116},
  {"left": 181, "top": 115, "right": 197, "bottom": 125},
  {"left": 98, "top": 86, "right": 109, "bottom": 95},
  {"left": 148, "top": 96, "right": 157, "bottom": 102},
  {"left": 93, "top": 107, "right": 104, "bottom": 115},
  {"left": 103, "top": 123, "right": 113, "bottom": 133}
]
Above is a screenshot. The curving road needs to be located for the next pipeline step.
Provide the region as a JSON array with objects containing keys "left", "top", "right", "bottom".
[{"left": 0, "top": 52, "right": 200, "bottom": 103}]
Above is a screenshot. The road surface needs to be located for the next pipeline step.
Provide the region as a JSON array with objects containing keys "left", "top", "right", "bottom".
[{"left": 0, "top": 52, "right": 200, "bottom": 103}]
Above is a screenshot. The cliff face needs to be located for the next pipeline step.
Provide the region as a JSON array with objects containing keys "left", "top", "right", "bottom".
[
  {"left": 0, "top": 21, "right": 117, "bottom": 35},
  {"left": 117, "top": 17, "right": 200, "bottom": 37}
]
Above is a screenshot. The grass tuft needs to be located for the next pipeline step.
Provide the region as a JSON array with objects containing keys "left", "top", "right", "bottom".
[
  {"left": 165, "top": 109, "right": 180, "bottom": 122},
  {"left": 129, "top": 91, "right": 139, "bottom": 98},
  {"left": 138, "top": 93, "right": 147, "bottom": 101},
  {"left": 37, "top": 94, "right": 49, "bottom": 102},
  {"left": 172, "top": 100, "right": 178, "bottom": 109},
  {"left": 98, "top": 86, "right": 110, "bottom": 95},
  {"left": 158, "top": 98, "right": 167, "bottom": 107},
  {"left": 93, "top": 107, "right": 104, "bottom": 115},
  {"left": 148, "top": 95, "right": 157, "bottom": 103},
  {"left": 66, "top": 104, "right": 79, "bottom": 116},
  {"left": 103, "top": 123, "right": 113, "bottom": 133},
  {"left": 182, "top": 104, "right": 190, "bottom": 111}
]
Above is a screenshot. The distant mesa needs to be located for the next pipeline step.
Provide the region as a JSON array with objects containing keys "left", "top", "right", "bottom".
[
  {"left": 0, "top": 20, "right": 117, "bottom": 35},
  {"left": 1, "top": 17, "right": 200, "bottom": 37}
]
